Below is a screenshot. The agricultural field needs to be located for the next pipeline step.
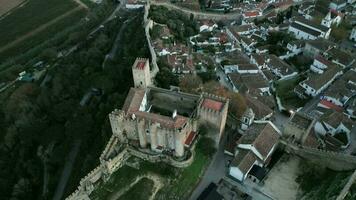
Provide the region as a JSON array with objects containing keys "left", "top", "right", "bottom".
[
  {"left": 0, "top": 0, "right": 25, "bottom": 17},
  {"left": 0, "top": 0, "right": 87, "bottom": 60}
]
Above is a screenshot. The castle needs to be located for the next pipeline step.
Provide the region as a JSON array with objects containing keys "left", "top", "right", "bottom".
[{"left": 109, "top": 58, "right": 229, "bottom": 157}]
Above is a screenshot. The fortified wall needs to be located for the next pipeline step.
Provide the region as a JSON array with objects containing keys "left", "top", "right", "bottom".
[
  {"left": 144, "top": 1, "right": 159, "bottom": 78},
  {"left": 283, "top": 141, "right": 356, "bottom": 171}
]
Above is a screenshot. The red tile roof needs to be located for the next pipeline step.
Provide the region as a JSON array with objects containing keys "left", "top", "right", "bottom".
[
  {"left": 315, "top": 55, "right": 332, "bottom": 67},
  {"left": 202, "top": 99, "right": 223, "bottom": 111},
  {"left": 244, "top": 11, "right": 260, "bottom": 17},
  {"left": 319, "top": 99, "right": 343, "bottom": 112},
  {"left": 184, "top": 131, "right": 197, "bottom": 147},
  {"left": 136, "top": 61, "right": 146, "bottom": 70}
]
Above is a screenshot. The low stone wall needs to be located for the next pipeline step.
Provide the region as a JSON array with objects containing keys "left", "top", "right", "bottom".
[
  {"left": 283, "top": 141, "right": 356, "bottom": 171},
  {"left": 127, "top": 146, "right": 194, "bottom": 168},
  {"left": 66, "top": 149, "right": 130, "bottom": 200}
]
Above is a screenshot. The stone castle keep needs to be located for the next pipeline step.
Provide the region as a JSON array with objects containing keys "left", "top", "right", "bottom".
[{"left": 109, "top": 58, "right": 229, "bottom": 157}]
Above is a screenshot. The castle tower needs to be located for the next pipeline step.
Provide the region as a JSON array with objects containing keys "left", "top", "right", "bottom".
[{"left": 132, "top": 58, "right": 151, "bottom": 88}]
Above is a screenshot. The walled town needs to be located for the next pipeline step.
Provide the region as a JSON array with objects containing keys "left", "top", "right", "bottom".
[{"left": 1, "top": 0, "right": 356, "bottom": 200}]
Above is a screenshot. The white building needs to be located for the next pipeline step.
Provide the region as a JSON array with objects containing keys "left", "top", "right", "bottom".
[
  {"left": 288, "top": 17, "right": 331, "bottom": 40},
  {"left": 314, "top": 111, "right": 353, "bottom": 140},
  {"left": 310, "top": 55, "right": 333, "bottom": 74},
  {"left": 296, "top": 65, "right": 343, "bottom": 97},
  {"left": 229, "top": 121, "right": 280, "bottom": 182},
  {"left": 199, "top": 20, "right": 218, "bottom": 32},
  {"left": 350, "top": 27, "right": 356, "bottom": 41}
]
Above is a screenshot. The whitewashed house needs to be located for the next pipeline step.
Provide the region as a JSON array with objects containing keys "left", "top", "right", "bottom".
[
  {"left": 199, "top": 20, "right": 218, "bottom": 32},
  {"left": 288, "top": 17, "right": 331, "bottom": 40},
  {"left": 296, "top": 65, "right": 343, "bottom": 97},
  {"left": 314, "top": 111, "right": 353, "bottom": 137},
  {"left": 266, "top": 55, "right": 298, "bottom": 80},
  {"left": 322, "top": 69, "right": 356, "bottom": 107},
  {"left": 229, "top": 121, "right": 280, "bottom": 182},
  {"left": 310, "top": 55, "right": 333, "bottom": 74},
  {"left": 287, "top": 40, "right": 305, "bottom": 54}
]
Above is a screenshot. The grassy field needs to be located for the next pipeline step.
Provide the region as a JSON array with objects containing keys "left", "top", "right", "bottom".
[
  {"left": 0, "top": 0, "right": 25, "bottom": 16},
  {"left": 0, "top": 0, "right": 79, "bottom": 47},
  {"left": 119, "top": 178, "right": 155, "bottom": 200},
  {"left": 0, "top": 8, "right": 86, "bottom": 61},
  {"left": 90, "top": 146, "right": 211, "bottom": 200}
]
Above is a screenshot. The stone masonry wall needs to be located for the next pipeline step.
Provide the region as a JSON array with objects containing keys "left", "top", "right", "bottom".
[{"left": 283, "top": 141, "right": 356, "bottom": 171}]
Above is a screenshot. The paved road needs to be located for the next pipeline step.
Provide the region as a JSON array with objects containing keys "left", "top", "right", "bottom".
[{"left": 189, "top": 130, "right": 230, "bottom": 200}]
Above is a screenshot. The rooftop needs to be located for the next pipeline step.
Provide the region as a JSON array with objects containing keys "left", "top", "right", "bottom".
[
  {"left": 202, "top": 99, "right": 223, "bottom": 111},
  {"left": 290, "top": 112, "right": 313, "bottom": 130},
  {"left": 238, "top": 122, "right": 280, "bottom": 158}
]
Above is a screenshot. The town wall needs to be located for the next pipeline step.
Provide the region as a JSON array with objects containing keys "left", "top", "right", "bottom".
[
  {"left": 283, "top": 141, "right": 356, "bottom": 171},
  {"left": 144, "top": 2, "right": 159, "bottom": 79}
]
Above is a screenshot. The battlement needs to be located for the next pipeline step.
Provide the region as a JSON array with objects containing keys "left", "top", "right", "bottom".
[{"left": 132, "top": 58, "right": 149, "bottom": 70}]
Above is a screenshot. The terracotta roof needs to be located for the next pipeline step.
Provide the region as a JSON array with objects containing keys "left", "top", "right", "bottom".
[
  {"left": 267, "top": 55, "right": 296, "bottom": 76},
  {"left": 238, "top": 122, "right": 280, "bottom": 159},
  {"left": 251, "top": 53, "right": 266, "bottom": 66},
  {"left": 324, "top": 69, "right": 356, "bottom": 101},
  {"left": 244, "top": 11, "right": 260, "bottom": 17},
  {"left": 121, "top": 88, "right": 189, "bottom": 129},
  {"left": 245, "top": 95, "right": 273, "bottom": 120},
  {"left": 319, "top": 100, "right": 343, "bottom": 112},
  {"left": 303, "top": 129, "right": 319, "bottom": 148},
  {"left": 231, "top": 149, "right": 259, "bottom": 174},
  {"left": 202, "top": 99, "right": 223, "bottom": 111},
  {"left": 122, "top": 88, "right": 146, "bottom": 114},
  {"left": 303, "top": 65, "right": 342, "bottom": 90},
  {"left": 184, "top": 131, "right": 197, "bottom": 147},
  {"left": 136, "top": 61, "right": 146, "bottom": 70},
  {"left": 315, "top": 55, "right": 333, "bottom": 67},
  {"left": 320, "top": 110, "right": 354, "bottom": 130},
  {"left": 228, "top": 73, "right": 269, "bottom": 92}
]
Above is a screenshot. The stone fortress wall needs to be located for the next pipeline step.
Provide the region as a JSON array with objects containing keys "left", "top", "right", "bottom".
[
  {"left": 282, "top": 140, "right": 356, "bottom": 171},
  {"left": 143, "top": 1, "right": 159, "bottom": 79}
]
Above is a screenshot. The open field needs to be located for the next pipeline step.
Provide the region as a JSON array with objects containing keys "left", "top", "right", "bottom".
[
  {"left": 0, "top": 0, "right": 25, "bottom": 17},
  {"left": 0, "top": 0, "right": 79, "bottom": 47},
  {"left": 0, "top": 0, "right": 87, "bottom": 62}
]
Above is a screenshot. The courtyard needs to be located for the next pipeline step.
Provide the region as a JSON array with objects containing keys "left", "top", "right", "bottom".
[{"left": 90, "top": 138, "right": 213, "bottom": 200}]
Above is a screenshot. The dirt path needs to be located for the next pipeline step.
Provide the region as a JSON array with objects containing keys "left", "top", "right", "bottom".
[
  {"left": 0, "top": 0, "right": 88, "bottom": 54},
  {"left": 108, "top": 173, "right": 164, "bottom": 200}
]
